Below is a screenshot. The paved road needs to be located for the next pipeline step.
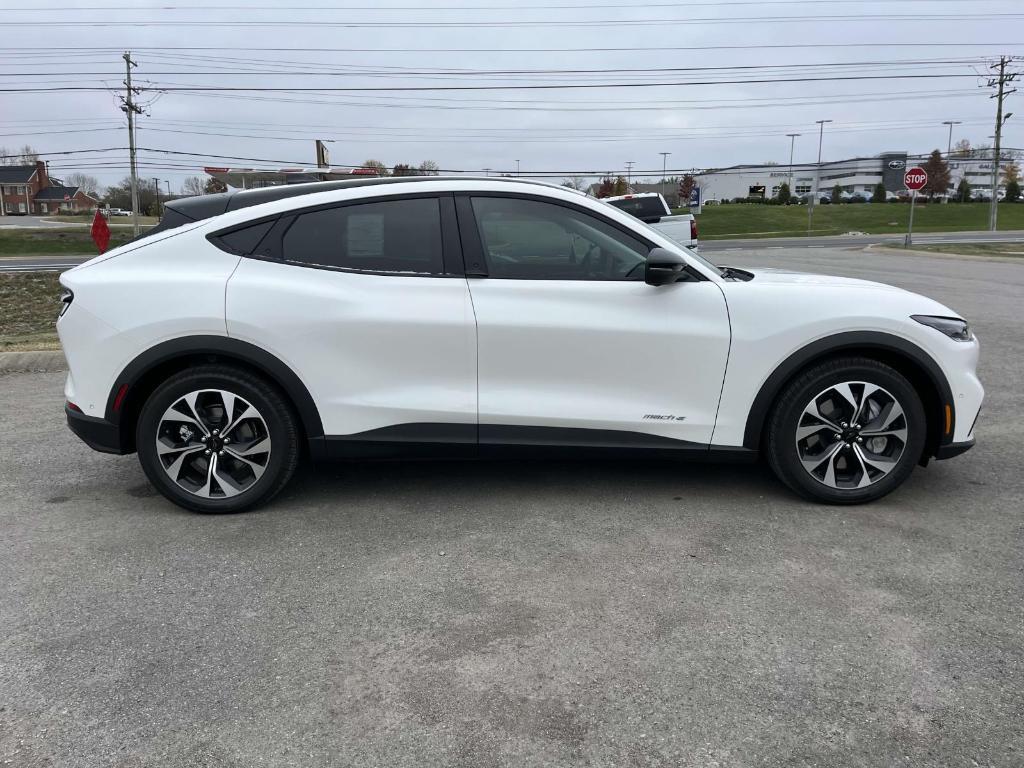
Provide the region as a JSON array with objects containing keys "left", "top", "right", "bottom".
[
  {"left": 699, "top": 229, "right": 1024, "bottom": 252},
  {"left": 1, "top": 247, "right": 1022, "bottom": 767},
  {"left": 0, "top": 215, "right": 76, "bottom": 229}
]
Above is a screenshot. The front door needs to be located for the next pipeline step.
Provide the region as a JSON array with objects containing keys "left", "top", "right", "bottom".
[{"left": 458, "top": 194, "right": 731, "bottom": 448}]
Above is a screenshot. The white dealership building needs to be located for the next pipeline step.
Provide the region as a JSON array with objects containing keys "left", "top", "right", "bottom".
[{"left": 695, "top": 151, "right": 1003, "bottom": 202}]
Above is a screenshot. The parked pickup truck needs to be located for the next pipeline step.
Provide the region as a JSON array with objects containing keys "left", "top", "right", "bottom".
[{"left": 602, "top": 192, "right": 698, "bottom": 251}]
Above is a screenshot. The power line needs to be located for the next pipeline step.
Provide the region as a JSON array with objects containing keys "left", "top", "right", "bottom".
[
  {"left": 7, "top": 0, "right": 1015, "bottom": 9},
  {"left": 3, "top": 13, "right": 1022, "bottom": 28},
  {"left": 2, "top": 43, "right": 1022, "bottom": 56},
  {"left": 0, "top": 58, "right": 992, "bottom": 77},
  {"left": 0, "top": 72, "right": 988, "bottom": 94}
]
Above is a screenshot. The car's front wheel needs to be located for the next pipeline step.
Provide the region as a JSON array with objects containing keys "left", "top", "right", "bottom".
[
  {"left": 136, "top": 365, "right": 300, "bottom": 513},
  {"left": 766, "top": 357, "right": 926, "bottom": 504}
]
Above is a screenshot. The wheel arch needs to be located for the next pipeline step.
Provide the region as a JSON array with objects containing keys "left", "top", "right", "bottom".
[
  {"left": 106, "top": 335, "right": 325, "bottom": 455},
  {"left": 742, "top": 331, "right": 954, "bottom": 460}
]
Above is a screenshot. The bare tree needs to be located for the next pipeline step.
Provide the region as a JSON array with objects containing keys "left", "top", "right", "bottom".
[
  {"left": 560, "top": 176, "right": 587, "bottom": 191},
  {"left": 418, "top": 160, "right": 440, "bottom": 176},
  {"left": 181, "top": 176, "right": 207, "bottom": 196},
  {"left": 361, "top": 159, "right": 389, "bottom": 176},
  {"left": 16, "top": 144, "right": 39, "bottom": 163},
  {"left": 65, "top": 173, "right": 101, "bottom": 197},
  {"left": 951, "top": 138, "right": 972, "bottom": 158},
  {"left": 0, "top": 144, "right": 39, "bottom": 165}
]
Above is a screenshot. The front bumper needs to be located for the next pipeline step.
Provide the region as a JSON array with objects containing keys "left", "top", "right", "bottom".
[
  {"left": 66, "top": 405, "right": 125, "bottom": 454},
  {"left": 935, "top": 437, "right": 975, "bottom": 460}
]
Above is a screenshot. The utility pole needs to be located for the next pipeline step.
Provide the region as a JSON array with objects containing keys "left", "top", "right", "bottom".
[
  {"left": 659, "top": 152, "right": 671, "bottom": 199},
  {"left": 942, "top": 120, "right": 962, "bottom": 204},
  {"left": 808, "top": 119, "right": 831, "bottom": 234},
  {"left": 515, "top": 159, "right": 520, "bottom": 176},
  {"left": 625, "top": 160, "right": 635, "bottom": 185},
  {"left": 786, "top": 133, "right": 800, "bottom": 193},
  {"left": 152, "top": 178, "right": 161, "bottom": 219},
  {"left": 987, "top": 56, "right": 1018, "bottom": 231},
  {"left": 120, "top": 51, "right": 143, "bottom": 237}
]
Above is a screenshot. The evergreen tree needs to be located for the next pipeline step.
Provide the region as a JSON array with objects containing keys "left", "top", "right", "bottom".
[
  {"left": 921, "top": 149, "right": 952, "bottom": 199},
  {"left": 956, "top": 177, "right": 971, "bottom": 203}
]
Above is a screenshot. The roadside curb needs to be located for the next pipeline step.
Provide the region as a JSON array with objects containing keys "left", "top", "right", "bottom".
[
  {"left": 865, "top": 244, "right": 1024, "bottom": 263},
  {"left": 0, "top": 350, "right": 67, "bottom": 374}
]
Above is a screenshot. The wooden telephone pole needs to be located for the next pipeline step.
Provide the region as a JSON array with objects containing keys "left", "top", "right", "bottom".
[{"left": 120, "top": 52, "right": 143, "bottom": 237}]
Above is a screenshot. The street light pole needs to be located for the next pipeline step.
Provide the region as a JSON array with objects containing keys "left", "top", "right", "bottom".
[
  {"left": 786, "top": 133, "right": 800, "bottom": 193},
  {"left": 659, "top": 152, "right": 671, "bottom": 200},
  {"left": 942, "top": 120, "right": 962, "bottom": 203},
  {"left": 808, "top": 119, "right": 832, "bottom": 234}
]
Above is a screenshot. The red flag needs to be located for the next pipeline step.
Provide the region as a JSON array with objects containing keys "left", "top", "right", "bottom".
[{"left": 91, "top": 208, "right": 111, "bottom": 254}]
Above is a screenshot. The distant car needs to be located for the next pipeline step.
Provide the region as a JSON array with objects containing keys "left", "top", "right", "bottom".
[
  {"left": 58, "top": 177, "right": 982, "bottom": 512},
  {"left": 602, "top": 192, "right": 673, "bottom": 223},
  {"left": 102, "top": 208, "right": 132, "bottom": 217},
  {"left": 848, "top": 194, "right": 867, "bottom": 204}
]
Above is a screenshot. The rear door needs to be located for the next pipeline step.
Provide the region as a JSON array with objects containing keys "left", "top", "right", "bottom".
[
  {"left": 225, "top": 193, "right": 478, "bottom": 446},
  {"left": 457, "top": 193, "right": 731, "bottom": 449}
]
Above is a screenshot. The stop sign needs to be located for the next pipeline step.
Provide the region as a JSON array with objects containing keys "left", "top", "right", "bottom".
[{"left": 904, "top": 166, "right": 928, "bottom": 191}]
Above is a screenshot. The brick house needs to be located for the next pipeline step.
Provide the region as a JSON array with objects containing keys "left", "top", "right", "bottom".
[{"left": 0, "top": 160, "right": 99, "bottom": 215}]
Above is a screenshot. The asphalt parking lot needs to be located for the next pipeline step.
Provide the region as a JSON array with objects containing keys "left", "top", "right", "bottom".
[{"left": 1, "top": 246, "right": 1022, "bottom": 767}]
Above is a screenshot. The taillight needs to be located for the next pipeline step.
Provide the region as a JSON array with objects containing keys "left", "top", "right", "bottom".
[
  {"left": 59, "top": 287, "right": 74, "bottom": 317},
  {"left": 690, "top": 219, "right": 698, "bottom": 241}
]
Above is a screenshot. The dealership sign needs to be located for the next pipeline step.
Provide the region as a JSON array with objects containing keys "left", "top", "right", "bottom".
[
  {"left": 888, "top": 159, "right": 906, "bottom": 169},
  {"left": 904, "top": 167, "right": 928, "bottom": 191}
]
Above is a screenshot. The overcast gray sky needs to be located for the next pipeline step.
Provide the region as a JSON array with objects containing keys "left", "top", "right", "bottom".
[{"left": 1, "top": 0, "right": 1021, "bottom": 191}]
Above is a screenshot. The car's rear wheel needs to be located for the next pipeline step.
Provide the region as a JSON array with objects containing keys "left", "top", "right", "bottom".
[
  {"left": 766, "top": 357, "right": 926, "bottom": 504},
  {"left": 136, "top": 365, "right": 300, "bottom": 513}
]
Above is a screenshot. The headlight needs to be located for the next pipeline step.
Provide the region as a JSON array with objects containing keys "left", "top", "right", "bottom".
[{"left": 911, "top": 314, "right": 972, "bottom": 341}]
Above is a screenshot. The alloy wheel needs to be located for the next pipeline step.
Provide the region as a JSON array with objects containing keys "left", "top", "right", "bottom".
[
  {"left": 155, "top": 389, "right": 271, "bottom": 499},
  {"left": 794, "top": 381, "right": 908, "bottom": 490}
]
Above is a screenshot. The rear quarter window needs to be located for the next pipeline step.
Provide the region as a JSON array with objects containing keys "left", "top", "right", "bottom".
[{"left": 209, "top": 220, "right": 276, "bottom": 255}]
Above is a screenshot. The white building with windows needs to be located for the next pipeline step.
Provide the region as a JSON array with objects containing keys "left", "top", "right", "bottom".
[{"left": 695, "top": 151, "right": 1006, "bottom": 202}]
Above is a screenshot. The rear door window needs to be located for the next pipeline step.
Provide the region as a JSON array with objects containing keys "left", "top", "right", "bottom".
[{"left": 282, "top": 197, "right": 443, "bottom": 274}]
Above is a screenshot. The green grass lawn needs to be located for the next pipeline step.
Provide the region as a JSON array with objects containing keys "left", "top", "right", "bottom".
[
  {"left": 0, "top": 227, "right": 137, "bottom": 257},
  {"left": 676, "top": 202, "right": 1024, "bottom": 240},
  {"left": 0, "top": 272, "right": 62, "bottom": 350}
]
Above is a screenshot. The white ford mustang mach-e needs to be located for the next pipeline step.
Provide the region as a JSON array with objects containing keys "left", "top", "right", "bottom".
[{"left": 57, "top": 178, "right": 982, "bottom": 513}]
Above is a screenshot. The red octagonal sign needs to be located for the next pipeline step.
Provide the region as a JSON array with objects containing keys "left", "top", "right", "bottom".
[{"left": 904, "top": 166, "right": 928, "bottom": 191}]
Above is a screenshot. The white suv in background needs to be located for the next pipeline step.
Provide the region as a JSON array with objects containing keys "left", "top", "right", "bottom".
[{"left": 57, "top": 177, "right": 982, "bottom": 513}]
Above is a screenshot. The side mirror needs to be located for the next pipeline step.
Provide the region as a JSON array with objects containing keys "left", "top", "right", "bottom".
[{"left": 645, "top": 247, "right": 688, "bottom": 286}]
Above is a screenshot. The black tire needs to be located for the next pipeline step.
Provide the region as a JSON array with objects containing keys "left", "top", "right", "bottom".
[
  {"left": 766, "top": 357, "right": 926, "bottom": 504},
  {"left": 136, "top": 364, "right": 300, "bottom": 513}
]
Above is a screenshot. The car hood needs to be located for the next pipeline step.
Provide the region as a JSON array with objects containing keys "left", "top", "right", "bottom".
[{"left": 735, "top": 267, "right": 907, "bottom": 292}]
